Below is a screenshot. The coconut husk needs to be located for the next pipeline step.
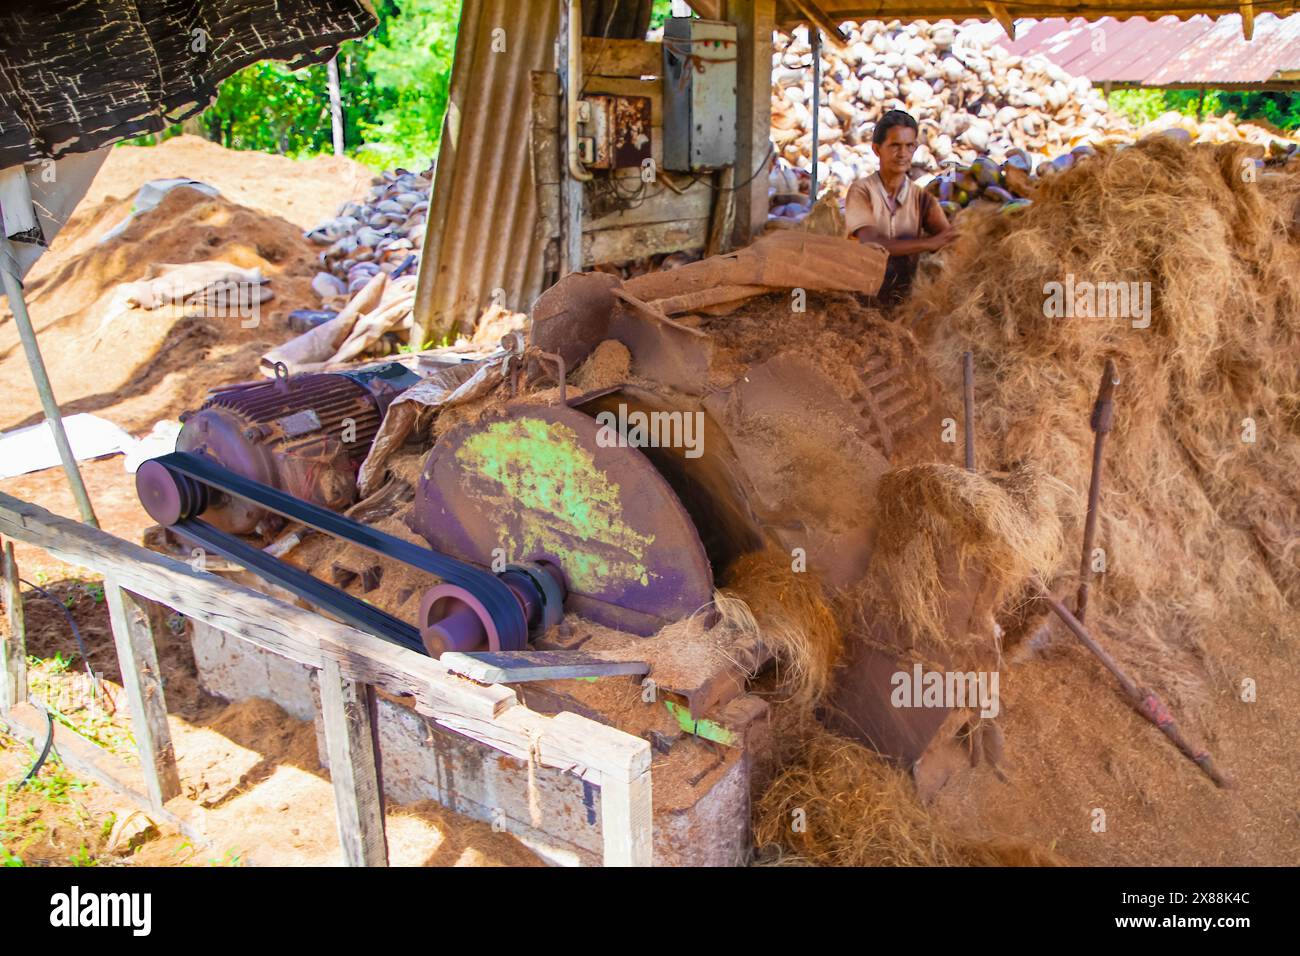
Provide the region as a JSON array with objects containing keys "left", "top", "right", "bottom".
[{"left": 907, "top": 136, "right": 1300, "bottom": 700}]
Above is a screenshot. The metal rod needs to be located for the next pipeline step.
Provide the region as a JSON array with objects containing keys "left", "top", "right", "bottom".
[
  {"left": 962, "top": 350, "right": 975, "bottom": 471},
  {"left": 809, "top": 27, "right": 821, "bottom": 205},
  {"left": 1076, "top": 359, "right": 1118, "bottom": 622},
  {"left": 1034, "top": 578, "right": 1232, "bottom": 789},
  {"left": 0, "top": 235, "right": 99, "bottom": 527}
]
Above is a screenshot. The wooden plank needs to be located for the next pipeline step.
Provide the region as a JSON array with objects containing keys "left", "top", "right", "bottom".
[
  {"left": 530, "top": 69, "right": 560, "bottom": 125},
  {"left": 582, "top": 37, "right": 662, "bottom": 78},
  {"left": 705, "top": 164, "right": 736, "bottom": 257},
  {"left": 1, "top": 539, "right": 25, "bottom": 714},
  {"left": 585, "top": 217, "right": 709, "bottom": 266},
  {"left": 585, "top": 177, "right": 713, "bottom": 232},
  {"left": 441, "top": 650, "right": 650, "bottom": 684},
  {"left": 600, "top": 767, "right": 654, "bottom": 866},
  {"left": 319, "top": 658, "right": 389, "bottom": 867},
  {"left": 104, "top": 578, "right": 181, "bottom": 810},
  {"left": 730, "top": 0, "right": 776, "bottom": 247}
]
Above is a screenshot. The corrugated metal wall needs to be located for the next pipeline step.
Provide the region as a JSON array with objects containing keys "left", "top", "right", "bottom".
[{"left": 413, "top": 0, "right": 557, "bottom": 342}]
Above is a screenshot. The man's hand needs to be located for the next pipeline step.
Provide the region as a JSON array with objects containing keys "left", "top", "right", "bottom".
[{"left": 924, "top": 229, "right": 957, "bottom": 252}]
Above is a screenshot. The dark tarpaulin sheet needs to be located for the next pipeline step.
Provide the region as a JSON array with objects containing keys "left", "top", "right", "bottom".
[{"left": 0, "top": 0, "right": 377, "bottom": 167}]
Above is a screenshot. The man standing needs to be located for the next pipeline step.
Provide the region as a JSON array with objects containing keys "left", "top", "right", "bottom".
[{"left": 845, "top": 110, "right": 955, "bottom": 303}]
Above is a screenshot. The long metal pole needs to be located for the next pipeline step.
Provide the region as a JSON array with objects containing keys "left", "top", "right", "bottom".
[
  {"left": 809, "top": 27, "right": 821, "bottom": 205},
  {"left": 962, "top": 350, "right": 975, "bottom": 471},
  {"left": 1076, "top": 359, "right": 1118, "bottom": 622},
  {"left": 1034, "top": 579, "right": 1231, "bottom": 789},
  {"left": 0, "top": 235, "right": 99, "bottom": 527}
]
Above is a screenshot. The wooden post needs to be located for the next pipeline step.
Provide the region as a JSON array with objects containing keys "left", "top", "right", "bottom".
[
  {"left": 600, "top": 766, "right": 653, "bottom": 866},
  {"left": 728, "top": 0, "right": 776, "bottom": 249},
  {"left": 103, "top": 577, "right": 181, "bottom": 809},
  {"left": 1, "top": 539, "right": 26, "bottom": 714},
  {"left": 319, "top": 657, "right": 389, "bottom": 866}
]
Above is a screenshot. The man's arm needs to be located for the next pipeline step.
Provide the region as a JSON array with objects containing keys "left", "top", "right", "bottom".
[
  {"left": 922, "top": 192, "right": 955, "bottom": 246},
  {"left": 852, "top": 224, "right": 950, "bottom": 255}
]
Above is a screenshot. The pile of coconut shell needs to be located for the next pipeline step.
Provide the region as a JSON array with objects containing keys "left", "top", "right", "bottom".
[
  {"left": 770, "top": 19, "right": 1130, "bottom": 190},
  {"left": 305, "top": 166, "right": 431, "bottom": 303},
  {"left": 770, "top": 17, "right": 1300, "bottom": 208}
]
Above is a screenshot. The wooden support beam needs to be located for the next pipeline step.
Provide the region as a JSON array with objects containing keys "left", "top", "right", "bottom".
[
  {"left": 705, "top": 164, "right": 737, "bottom": 257},
  {"left": 600, "top": 766, "right": 654, "bottom": 866},
  {"left": 103, "top": 578, "right": 181, "bottom": 810},
  {"left": 729, "top": 0, "right": 776, "bottom": 249},
  {"left": 1240, "top": 3, "right": 1255, "bottom": 41},
  {"left": 984, "top": 3, "right": 1016, "bottom": 41},
  {"left": 319, "top": 658, "right": 389, "bottom": 867},
  {"left": 791, "top": 0, "right": 849, "bottom": 49},
  {"left": 581, "top": 37, "right": 662, "bottom": 78},
  {"left": 1, "top": 539, "right": 26, "bottom": 714},
  {"left": 442, "top": 650, "right": 650, "bottom": 684}
]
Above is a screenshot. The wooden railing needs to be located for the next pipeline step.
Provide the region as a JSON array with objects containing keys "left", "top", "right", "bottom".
[{"left": 0, "top": 491, "right": 652, "bottom": 866}]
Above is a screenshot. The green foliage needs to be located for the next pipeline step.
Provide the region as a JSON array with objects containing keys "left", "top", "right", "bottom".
[
  {"left": 122, "top": 0, "right": 460, "bottom": 169},
  {"left": 1107, "top": 89, "right": 1170, "bottom": 127},
  {"left": 649, "top": 0, "right": 677, "bottom": 31},
  {"left": 352, "top": 0, "right": 460, "bottom": 170},
  {"left": 69, "top": 843, "right": 98, "bottom": 867},
  {"left": 1109, "top": 88, "right": 1300, "bottom": 132}
]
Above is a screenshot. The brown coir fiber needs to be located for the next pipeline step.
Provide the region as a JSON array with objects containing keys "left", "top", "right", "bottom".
[
  {"left": 753, "top": 707, "right": 1062, "bottom": 866},
  {"left": 722, "top": 549, "right": 843, "bottom": 705},
  {"left": 907, "top": 137, "right": 1300, "bottom": 700},
  {"left": 866, "top": 463, "right": 1063, "bottom": 657}
]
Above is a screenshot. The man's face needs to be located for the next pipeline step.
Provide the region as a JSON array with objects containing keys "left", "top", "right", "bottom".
[{"left": 873, "top": 125, "right": 918, "bottom": 177}]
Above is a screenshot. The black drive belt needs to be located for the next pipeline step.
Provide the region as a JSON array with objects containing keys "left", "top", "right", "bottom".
[{"left": 150, "top": 452, "right": 528, "bottom": 652}]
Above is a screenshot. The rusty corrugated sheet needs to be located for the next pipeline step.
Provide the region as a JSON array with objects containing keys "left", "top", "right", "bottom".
[
  {"left": 778, "top": 1, "right": 1300, "bottom": 24},
  {"left": 1001, "top": 14, "right": 1300, "bottom": 86},
  {"left": 414, "top": 0, "right": 556, "bottom": 342}
]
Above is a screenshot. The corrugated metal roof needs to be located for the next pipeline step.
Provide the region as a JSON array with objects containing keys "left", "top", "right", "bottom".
[
  {"left": 997, "top": 14, "right": 1300, "bottom": 86},
  {"left": 412, "top": 0, "right": 554, "bottom": 343},
  {"left": 778, "top": 1, "right": 1299, "bottom": 24}
]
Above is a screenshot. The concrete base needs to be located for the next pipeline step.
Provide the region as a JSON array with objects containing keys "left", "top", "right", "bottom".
[{"left": 187, "top": 621, "right": 753, "bottom": 866}]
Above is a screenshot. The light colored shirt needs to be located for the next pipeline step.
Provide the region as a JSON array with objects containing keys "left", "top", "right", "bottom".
[{"left": 844, "top": 172, "right": 929, "bottom": 241}]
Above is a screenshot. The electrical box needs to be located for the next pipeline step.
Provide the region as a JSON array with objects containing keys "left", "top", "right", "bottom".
[
  {"left": 577, "top": 95, "right": 653, "bottom": 171},
  {"left": 662, "top": 17, "right": 737, "bottom": 172}
]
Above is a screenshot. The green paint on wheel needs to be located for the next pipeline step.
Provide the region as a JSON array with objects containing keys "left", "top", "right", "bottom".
[{"left": 455, "top": 417, "right": 653, "bottom": 592}]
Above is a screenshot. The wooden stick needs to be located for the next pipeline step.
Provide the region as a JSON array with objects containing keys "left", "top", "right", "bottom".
[
  {"left": 1, "top": 539, "right": 26, "bottom": 714},
  {"left": 1076, "top": 359, "right": 1119, "bottom": 622},
  {"left": 103, "top": 578, "right": 182, "bottom": 809},
  {"left": 319, "top": 658, "right": 389, "bottom": 866}
]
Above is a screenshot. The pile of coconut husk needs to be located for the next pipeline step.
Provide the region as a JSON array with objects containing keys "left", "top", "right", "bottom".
[
  {"left": 305, "top": 166, "right": 430, "bottom": 301},
  {"left": 748, "top": 135, "right": 1300, "bottom": 866},
  {"left": 910, "top": 136, "right": 1300, "bottom": 649}
]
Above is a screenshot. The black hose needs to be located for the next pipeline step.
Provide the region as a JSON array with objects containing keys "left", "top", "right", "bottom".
[
  {"left": 16, "top": 709, "right": 55, "bottom": 788},
  {"left": 19, "top": 578, "right": 96, "bottom": 680}
]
